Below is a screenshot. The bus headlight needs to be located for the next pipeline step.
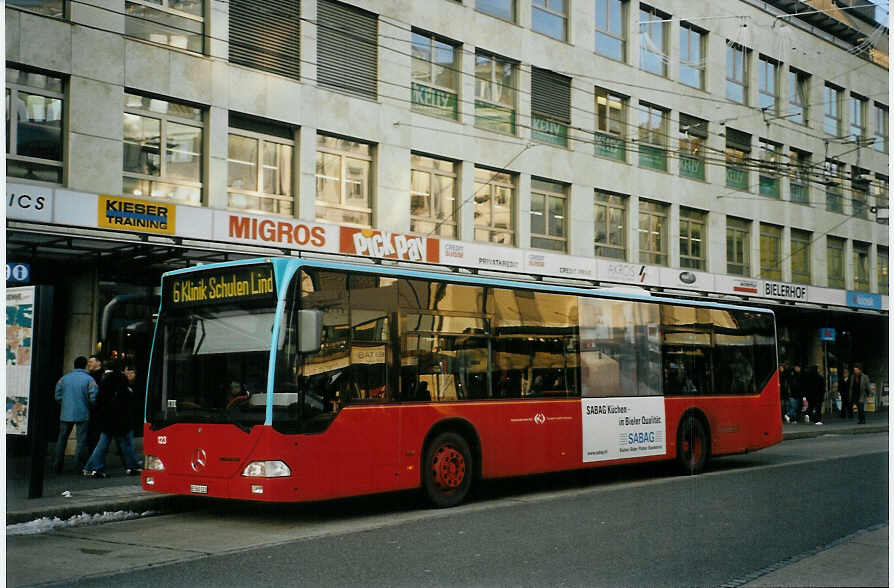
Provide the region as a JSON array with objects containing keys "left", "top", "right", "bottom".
[
  {"left": 145, "top": 455, "right": 165, "bottom": 471},
  {"left": 242, "top": 460, "right": 291, "bottom": 478}
]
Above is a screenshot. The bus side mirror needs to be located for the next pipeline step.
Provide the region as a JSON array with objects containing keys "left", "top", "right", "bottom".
[{"left": 298, "top": 309, "right": 323, "bottom": 354}]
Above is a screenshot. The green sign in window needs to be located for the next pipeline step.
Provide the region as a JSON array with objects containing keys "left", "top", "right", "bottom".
[
  {"left": 679, "top": 156, "right": 704, "bottom": 180},
  {"left": 638, "top": 145, "right": 667, "bottom": 171},
  {"left": 759, "top": 175, "right": 780, "bottom": 197},
  {"left": 726, "top": 166, "right": 748, "bottom": 189},
  {"left": 475, "top": 101, "right": 515, "bottom": 134},
  {"left": 531, "top": 116, "right": 567, "bottom": 146},
  {"left": 790, "top": 183, "right": 809, "bottom": 204},
  {"left": 595, "top": 133, "right": 625, "bottom": 161},
  {"left": 412, "top": 83, "right": 458, "bottom": 119}
]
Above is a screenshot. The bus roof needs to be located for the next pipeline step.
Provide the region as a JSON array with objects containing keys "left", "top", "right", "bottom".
[{"left": 163, "top": 256, "right": 775, "bottom": 316}]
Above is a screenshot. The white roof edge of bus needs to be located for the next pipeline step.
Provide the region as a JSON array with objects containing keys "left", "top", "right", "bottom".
[{"left": 597, "top": 285, "right": 651, "bottom": 296}]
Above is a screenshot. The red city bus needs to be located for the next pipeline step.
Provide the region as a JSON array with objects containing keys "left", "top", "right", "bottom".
[{"left": 142, "top": 258, "right": 781, "bottom": 507}]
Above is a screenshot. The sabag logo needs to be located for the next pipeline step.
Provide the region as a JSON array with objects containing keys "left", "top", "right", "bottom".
[{"left": 627, "top": 431, "right": 656, "bottom": 444}]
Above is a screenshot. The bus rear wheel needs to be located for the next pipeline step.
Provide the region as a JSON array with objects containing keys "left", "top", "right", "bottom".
[
  {"left": 676, "top": 415, "right": 709, "bottom": 475},
  {"left": 423, "top": 432, "right": 472, "bottom": 508}
]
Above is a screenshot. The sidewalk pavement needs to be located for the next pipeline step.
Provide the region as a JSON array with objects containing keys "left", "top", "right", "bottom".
[{"left": 6, "top": 412, "right": 888, "bottom": 582}]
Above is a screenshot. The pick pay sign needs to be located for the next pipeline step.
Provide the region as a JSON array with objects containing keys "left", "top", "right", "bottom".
[{"left": 339, "top": 228, "right": 440, "bottom": 263}]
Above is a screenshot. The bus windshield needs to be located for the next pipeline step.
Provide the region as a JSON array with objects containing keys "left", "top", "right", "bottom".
[{"left": 148, "top": 263, "right": 278, "bottom": 430}]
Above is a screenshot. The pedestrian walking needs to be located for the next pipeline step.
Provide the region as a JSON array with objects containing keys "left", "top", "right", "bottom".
[
  {"left": 82, "top": 363, "right": 142, "bottom": 477},
  {"left": 52, "top": 356, "right": 98, "bottom": 473},
  {"left": 86, "top": 355, "right": 105, "bottom": 453},
  {"left": 807, "top": 365, "right": 825, "bottom": 425},
  {"left": 850, "top": 363, "right": 871, "bottom": 425},
  {"left": 787, "top": 364, "right": 803, "bottom": 423},
  {"left": 839, "top": 366, "right": 852, "bottom": 419}
]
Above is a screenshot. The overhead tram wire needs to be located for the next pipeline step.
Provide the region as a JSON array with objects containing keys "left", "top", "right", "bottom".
[{"left": 50, "top": 1, "right": 890, "bottom": 194}]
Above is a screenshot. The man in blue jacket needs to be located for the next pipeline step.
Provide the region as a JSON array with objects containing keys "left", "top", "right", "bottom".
[{"left": 52, "top": 356, "right": 99, "bottom": 473}]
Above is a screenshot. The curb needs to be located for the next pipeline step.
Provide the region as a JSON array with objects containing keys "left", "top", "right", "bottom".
[
  {"left": 6, "top": 494, "right": 194, "bottom": 525},
  {"left": 783, "top": 424, "right": 888, "bottom": 440}
]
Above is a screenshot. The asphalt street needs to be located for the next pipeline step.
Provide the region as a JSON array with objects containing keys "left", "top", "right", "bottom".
[{"left": 7, "top": 432, "right": 887, "bottom": 587}]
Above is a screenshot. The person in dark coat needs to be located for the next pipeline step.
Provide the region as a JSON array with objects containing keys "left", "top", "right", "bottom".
[
  {"left": 839, "top": 366, "right": 853, "bottom": 419},
  {"left": 807, "top": 365, "right": 825, "bottom": 425},
  {"left": 851, "top": 363, "right": 872, "bottom": 425},
  {"left": 82, "top": 364, "right": 142, "bottom": 477}
]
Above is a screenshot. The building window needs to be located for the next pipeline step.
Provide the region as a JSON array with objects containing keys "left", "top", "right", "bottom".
[
  {"left": 594, "top": 190, "right": 627, "bottom": 259},
  {"left": 595, "top": 0, "right": 626, "bottom": 61},
  {"left": 639, "top": 6, "right": 668, "bottom": 77},
  {"left": 853, "top": 242, "right": 870, "bottom": 291},
  {"left": 679, "top": 208, "right": 706, "bottom": 270},
  {"left": 679, "top": 23, "right": 705, "bottom": 89},
  {"left": 474, "top": 167, "right": 515, "bottom": 245},
  {"left": 725, "top": 129, "right": 750, "bottom": 190},
  {"left": 824, "top": 83, "right": 843, "bottom": 136},
  {"left": 873, "top": 103, "right": 888, "bottom": 152},
  {"left": 123, "top": 92, "right": 203, "bottom": 204},
  {"left": 317, "top": 0, "right": 378, "bottom": 100},
  {"left": 726, "top": 217, "right": 750, "bottom": 276},
  {"left": 849, "top": 94, "right": 867, "bottom": 142},
  {"left": 227, "top": 114, "right": 294, "bottom": 216},
  {"left": 679, "top": 114, "right": 706, "bottom": 180},
  {"left": 125, "top": 0, "right": 204, "bottom": 54},
  {"left": 824, "top": 159, "right": 844, "bottom": 213},
  {"left": 6, "top": 0, "right": 64, "bottom": 17},
  {"left": 638, "top": 199, "right": 668, "bottom": 266},
  {"left": 638, "top": 102, "right": 667, "bottom": 171},
  {"left": 531, "top": 68, "right": 571, "bottom": 146},
  {"left": 411, "top": 31, "right": 459, "bottom": 120},
  {"left": 315, "top": 134, "right": 373, "bottom": 227},
  {"left": 475, "top": 52, "right": 517, "bottom": 135},
  {"left": 532, "top": 0, "right": 567, "bottom": 41},
  {"left": 759, "top": 223, "right": 782, "bottom": 281},
  {"left": 758, "top": 56, "right": 778, "bottom": 113},
  {"left": 229, "top": 0, "right": 300, "bottom": 79},
  {"left": 851, "top": 167, "right": 870, "bottom": 219},
  {"left": 530, "top": 179, "right": 567, "bottom": 251},
  {"left": 726, "top": 43, "right": 748, "bottom": 104},
  {"left": 878, "top": 246, "right": 888, "bottom": 295},
  {"left": 789, "top": 148, "right": 811, "bottom": 204},
  {"left": 826, "top": 236, "right": 845, "bottom": 289},
  {"left": 595, "top": 88, "right": 626, "bottom": 161},
  {"left": 410, "top": 153, "right": 457, "bottom": 238},
  {"left": 791, "top": 228, "right": 811, "bottom": 285},
  {"left": 789, "top": 69, "right": 809, "bottom": 125},
  {"left": 6, "top": 68, "right": 64, "bottom": 184},
  {"left": 477, "top": 0, "right": 515, "bottom": 22},
  {"left": 871, "top": 174, "right": 888, "bottom": 224},
  {"left": 758, "top": 139, "right": 781, "bottom": 198}
]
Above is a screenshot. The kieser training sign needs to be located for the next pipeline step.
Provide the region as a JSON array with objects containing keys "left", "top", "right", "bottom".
[
  {"left": 581, "top": 397, "right": 666, "bottom": 463},
  {"left": 97, "top": 195, "right": 176, "bottom": 235}
]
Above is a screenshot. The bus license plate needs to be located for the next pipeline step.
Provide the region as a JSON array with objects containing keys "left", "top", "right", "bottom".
[{"left": 190, "top": 484, "right": 208, "bottom": 494}]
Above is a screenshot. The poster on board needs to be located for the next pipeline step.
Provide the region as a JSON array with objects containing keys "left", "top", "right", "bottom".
[
  {"left": 581, "top": 397, "right": 666, "bottom": 463},
  {"left": 6, "top": 286, "right": 35, "bottom": 435}
]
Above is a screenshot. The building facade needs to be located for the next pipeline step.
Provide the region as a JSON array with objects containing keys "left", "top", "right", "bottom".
[{"left": 5, "top": 0, "right": 890, "bottom": 413}]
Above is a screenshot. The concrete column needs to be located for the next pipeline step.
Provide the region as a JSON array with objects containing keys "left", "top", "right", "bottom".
[
  {"left": 706, "top": 213, "right": 724, "bottom": 275},
  {"left": 459, "top": 42, "right": 477, "bottom": 127},
  {"left": 668, "top": 203, "right": 680, "bottom": 268},
  {"left": 62, "top": 267, "right": 98, "bottom": 371},
  {"left": 517, "top": 172, "right": 531, "bottom": 248},
  {"left": 568, "top": 184, "right": 594, "bottom": 257},
  {"left": 781, "top": 226, "right": 792, "bottom": 282},
  {"left": 629, "top": 197, "right": 641, "bottom": 264},
  {"left": 749, "top": 220, "right": 760, "bottom": 278},
  {"left": 205, "top": 106, "right": 229, "bottom": 210},
  {"left": 297, "top": 127, "right": 319, "bottom": 222},
  {"left": 458, "top": 160, "right": 477, "bottom": 242},
  {"left": 376, "top": 144, "right": 411, "bottom": 233},
  {"left": 208, "top": 0, "right": 229, "bottom": 60},
  {"left": 67, "top": 76, "right": 124, "bottom": 195},
  {"left": 844, "top": 239, "right": 854, "bottom": 290}
]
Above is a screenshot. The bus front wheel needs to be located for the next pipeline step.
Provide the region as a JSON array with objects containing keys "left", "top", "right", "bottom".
[
  {"left": 676, "top": 415, "right": 709, "bottom": 475},
  {"left": 423, "top": 432, "right": 473, "bottom": 508}
]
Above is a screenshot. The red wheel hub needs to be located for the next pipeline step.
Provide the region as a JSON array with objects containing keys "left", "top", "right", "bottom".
[{"left": 431, "top": 444, "right": 466, "bottom": 491}]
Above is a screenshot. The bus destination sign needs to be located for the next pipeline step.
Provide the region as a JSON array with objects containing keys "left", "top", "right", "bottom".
[{"left": 164, "top": 264, "right": 276, "bottom": 308}]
